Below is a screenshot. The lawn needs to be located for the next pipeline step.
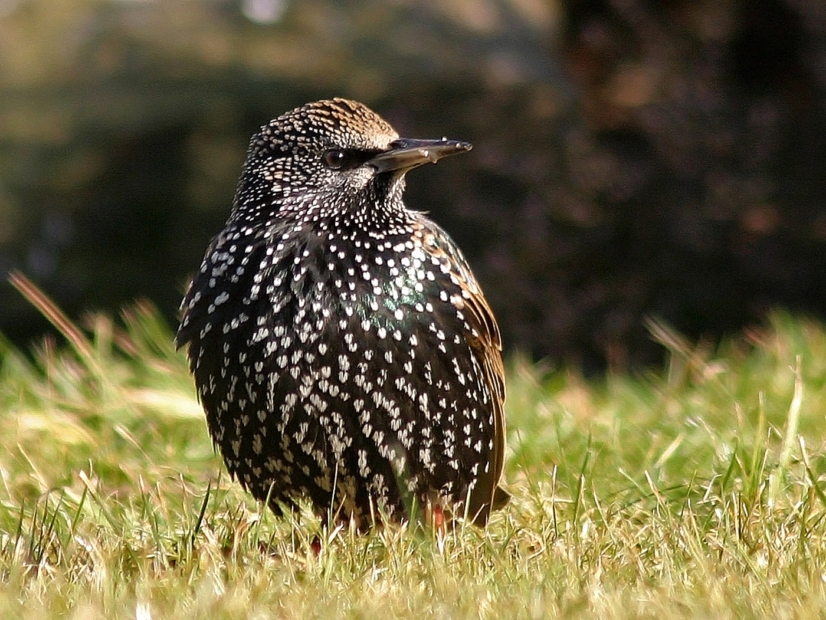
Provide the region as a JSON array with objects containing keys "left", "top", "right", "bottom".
[{"left": 2, "top": 278, "right": 826, "bottom": 618}]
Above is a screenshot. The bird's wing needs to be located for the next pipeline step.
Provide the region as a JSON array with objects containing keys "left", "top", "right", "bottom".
[{"left": 419, "top": 220, "right": 508, "bottom": 523}]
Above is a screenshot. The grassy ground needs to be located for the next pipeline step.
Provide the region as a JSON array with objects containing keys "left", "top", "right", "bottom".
[{"left": 3, "top": 285, "right": 826, "bottom": 618}]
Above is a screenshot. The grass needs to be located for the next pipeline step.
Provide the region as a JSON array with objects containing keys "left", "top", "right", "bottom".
[{"left": 3, "top": 280, "right": 826, "bottom": 617}]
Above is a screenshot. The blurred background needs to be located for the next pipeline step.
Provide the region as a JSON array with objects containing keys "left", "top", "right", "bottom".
[{"left": 1, "top": 0, "right": 825, "bottom": 371}]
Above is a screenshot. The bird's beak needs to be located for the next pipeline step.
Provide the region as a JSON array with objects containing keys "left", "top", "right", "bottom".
[{"left": 367, "top": 138, "right": 472, "bottom": 174}]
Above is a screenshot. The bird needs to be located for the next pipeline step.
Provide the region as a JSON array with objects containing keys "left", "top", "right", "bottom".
[{"left": 176, "top": 98, "right": 508, "bottom": 529}]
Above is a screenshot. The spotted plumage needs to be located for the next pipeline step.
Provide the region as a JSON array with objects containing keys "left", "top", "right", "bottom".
[{"left": 176, "top": 98, "right": 508, "bottom": 527}]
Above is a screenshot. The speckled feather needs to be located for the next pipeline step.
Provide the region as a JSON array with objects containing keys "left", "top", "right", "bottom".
[{"left": 176, "top": 98, "right": 507, "bottom": 526}]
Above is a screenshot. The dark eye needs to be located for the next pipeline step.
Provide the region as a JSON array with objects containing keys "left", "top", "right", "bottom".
[
  {"left": 321, "top": 148, "right": 383, "bottom": 171},
  {"left": 322, "top": 149, "right": 350, "bottom": 170}
]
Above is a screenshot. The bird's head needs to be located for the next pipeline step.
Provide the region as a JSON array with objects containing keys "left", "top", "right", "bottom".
[{"left": 231, "top": 98, "right": 471, "bottom": 224}]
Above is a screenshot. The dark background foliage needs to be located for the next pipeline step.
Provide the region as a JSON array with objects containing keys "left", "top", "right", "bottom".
[{"left": 1, "top": 0, "right": 825, "bottom": 371}]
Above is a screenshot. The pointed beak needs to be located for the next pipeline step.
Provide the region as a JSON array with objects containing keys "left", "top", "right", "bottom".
[{"left": 367, "top": 138, "right": 472, "bottom": 174}]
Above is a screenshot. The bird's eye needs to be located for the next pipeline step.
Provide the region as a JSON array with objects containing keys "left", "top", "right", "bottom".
[
  {"left": 322, "top": 149, "right": 349, "bottom": 170},
  {"left": 321, "top": 148, "right": 382, "bottom": 171}
]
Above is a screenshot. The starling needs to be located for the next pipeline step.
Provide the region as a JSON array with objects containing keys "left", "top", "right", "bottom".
[{"left": 176, "top": 98, "right": 507, "bottom": 527}]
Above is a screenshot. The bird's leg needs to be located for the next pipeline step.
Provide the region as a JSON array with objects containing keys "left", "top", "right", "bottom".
[
  {"left": 310, "top": 536, "right": 322, "bottom": 556},
  {"left": 433, "top": 504, "right": 446, "bottom": 535},
  {"left": 424, "top": 496, "right": 448, "bottom": 539},
  {"left": 311, "top": 511, "right": 328, "bottom": 557}
]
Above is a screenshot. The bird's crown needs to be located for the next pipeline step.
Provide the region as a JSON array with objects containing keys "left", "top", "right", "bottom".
[{"left": 258, "top": 98, "right": 399, "bottom": 155}]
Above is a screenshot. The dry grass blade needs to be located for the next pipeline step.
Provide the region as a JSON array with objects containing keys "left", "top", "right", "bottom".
[
  {"left": 7, "top": 270, "right": 105, "bottom": 381},
  {"left": 771, "top": 354, "right": 805, "bottom": 504}
]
